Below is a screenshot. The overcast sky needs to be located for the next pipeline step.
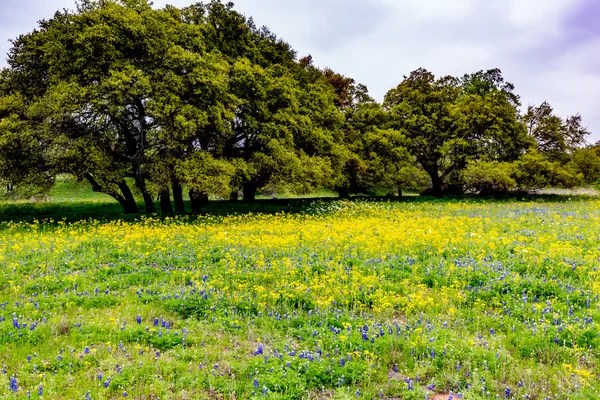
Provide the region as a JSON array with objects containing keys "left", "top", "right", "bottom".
[{"left": 1, "top": 0, "right": 599, "bottom": 141}]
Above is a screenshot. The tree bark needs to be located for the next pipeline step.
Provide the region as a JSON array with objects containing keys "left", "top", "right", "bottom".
[
  {"left": 189, "top": 189, "right": 209, "bottom": 214},
  {"left": 242, "top": 182, "right": 257, "bottom": 202},
  {"left": 171, "top": 175, "right": 185, "bottom": 214},
  {"left": 133, "top": 171, "right": 155, "bottom": 213},
  {"left": 428, "top": 171, "right": 444, "bottom": 197},
  {"left": 84, "top": 174, "right": 139, "bottom": 214},
  {"left": 159, "top": 187, "right": 173, "bottom": 215},
  {"left": 116, "top": 195, "right": 139, "bottom": 214},
  {"left": 336, "top": 187, "right": 351, "bottom": 198},
  {"left": 130, "top": 99, "right": 155, "bottom": 214},
  {"left": 141, "top": 190, "right": 156, "bottom": 213},
  {"left": 117, "top": 180, "right": 139, "bottom": 214}
]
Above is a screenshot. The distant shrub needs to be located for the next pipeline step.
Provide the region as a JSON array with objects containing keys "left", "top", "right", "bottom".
[
  {"left": 514, "top": 151, "right": 583, "bottom": 190},
  {"left": 462, "top": 160, "right": 517, "bottom": 194},
  {"left": 570, "top": 148, "right": 600, "bottom": 184}
]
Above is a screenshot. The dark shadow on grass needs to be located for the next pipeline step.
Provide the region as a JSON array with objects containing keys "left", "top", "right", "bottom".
[{"left": 0, "top": 193, "right": 597, "bottom": 226}]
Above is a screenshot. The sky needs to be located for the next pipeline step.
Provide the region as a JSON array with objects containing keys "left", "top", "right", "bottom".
[{"left": 1, "top": 0, "right": 599, "bottom": 142}]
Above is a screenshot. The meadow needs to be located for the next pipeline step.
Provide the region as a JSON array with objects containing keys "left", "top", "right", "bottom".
[{"left": 0, "top": 196, "right": 599, "bottom": 399}]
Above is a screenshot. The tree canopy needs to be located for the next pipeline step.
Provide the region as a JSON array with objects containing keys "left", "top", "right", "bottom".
[{"left": 0, "top": 0, "right": 595, "bottom": 212}]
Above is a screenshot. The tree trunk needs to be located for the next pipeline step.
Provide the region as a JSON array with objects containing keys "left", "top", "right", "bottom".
[
  {"left": 115, "top": 195, "right": 139, "bottom": 214},
  {"left": 189, "top": 189, "right": 209, "bottom": 214},
  {"left": 229, "top": 191, "right": 239, "bottom": 201},
  {"left": 159, "top": 187, "right": 173, "bottom": 215},
  {"left": 243, "top": 182, "right": 257, "bottom": 202},
  {"left": 429, "top": 171, "right": 444, "bottom": 197},
  {"left": 141, "top": 191, "right": 156, "bottom": 213},
  {"left": 85, "top": 174, "right": 139, "bottom": 214},
  {"left": 117, "top": 180, "right": 139, "bottom": 214},
  {"left": 133, "top": 172, "right": 155, "bottom": 213},
  {"left": 171, "top": 176, "right": 185, "bottom": 214},
  {"left": 336, "top": 187, "right": 351, "bottom": 198}
]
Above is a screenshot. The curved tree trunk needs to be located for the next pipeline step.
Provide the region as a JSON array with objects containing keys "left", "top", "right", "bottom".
[
  {"left": 85, "top": 174, "right": 139, "bottom": 214},
  {"left": 116, "top": 195, "right": 139, "bottom": 214},
  {"left": 133, "top": 171, "right": 155, "bottom": 213},
  {"left": 117, "top": 180, "right": 139, "bottom": 214},
  {"left": 141, "top": 191, "right": 155, "bottom": 213}
]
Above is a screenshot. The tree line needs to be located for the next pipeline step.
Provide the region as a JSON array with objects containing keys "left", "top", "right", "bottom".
[{"left": 0, "top": 0, "right": 598, "bottom": 214}]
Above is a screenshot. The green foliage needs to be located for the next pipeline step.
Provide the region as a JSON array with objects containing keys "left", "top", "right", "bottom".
[
  {"left": 364, "top": 128, "right": 429, "bottom": 192},
  {"left": 384, "top": 68, "right": 531, "bottom": 196},
  {"left": 514, "top": 151, "right": 584, "bottom": 189},
  {"left": 0, "top": 94, "right": 53, "bottom": 198},
  {"left": 384, "top": 68, "right": 461, "bottom": 196},
  {"left": 0, "top": 0, "right": 596, "bottom": 213},
  {"left": 176, "top": 152, "right": 235, "bottom": 198},
  {"left": 462, "top": 161, "right": 517, "bottom": 194},
  {"left": 570, "top": 147, "right": 600, "bottom": 184},
  {"left": 523, "top": 102, "right": 590, "bottom": 163}
]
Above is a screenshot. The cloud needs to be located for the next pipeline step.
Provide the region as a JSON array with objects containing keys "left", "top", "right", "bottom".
[
  {"left": 223, "top": 0, "right": 392, "bottom": 51},
  {"left": 0, "top": 0, "right": 598, "bottom": 141}
]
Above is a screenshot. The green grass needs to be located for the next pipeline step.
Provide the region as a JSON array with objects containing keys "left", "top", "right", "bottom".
[
  {"left": 0, "top": 175, "right": 595, "bottom": 225},
  {"left": 0, "top": 196, "right": 599, "bottom": 399},
  {"left": 48, "top": 176, "right": 116, "bottom": 203},
  {"left": 1, "top": 178, "right": 600, "bottom": 399}
]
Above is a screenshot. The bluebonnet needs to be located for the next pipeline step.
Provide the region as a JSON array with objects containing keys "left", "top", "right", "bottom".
[{"left": 9, "top": 376, "right": 18, "bottom": 392}]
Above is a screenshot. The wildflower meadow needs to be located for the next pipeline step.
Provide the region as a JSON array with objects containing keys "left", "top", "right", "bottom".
[{"left": 1, "top": 198, "right": 599, "bottom": 399}]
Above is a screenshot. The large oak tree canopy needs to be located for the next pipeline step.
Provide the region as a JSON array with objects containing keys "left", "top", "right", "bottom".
[{"left": 0, "top": 1, "right": 595, "bottom": 210}]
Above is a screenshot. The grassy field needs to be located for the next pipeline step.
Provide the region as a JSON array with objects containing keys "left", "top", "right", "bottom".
[{"left": 0, "top": 187, "right": 600, "bottom": 399}]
